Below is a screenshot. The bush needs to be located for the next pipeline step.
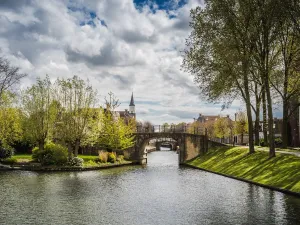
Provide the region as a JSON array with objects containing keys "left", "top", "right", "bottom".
[
  {"left": 116, "top": 155, "right": 124, "bottom": 163},
  {"left": 0, "top": 143, "right": 14, "bottom": 159},
  {"left": 85, "top": 160, "right": 98, "bottom": 167},
  {"left": 1, "top": 158, "right": 17, "bottom": 165},
  {"left": 98, "top": 151, "right": 108, "bottom": 163},
  {"left": 259, "top": 138, "right": 265, "bottom": 147},
  {"left": 275, "top": 137, "right": 283, "bottom": 147},
  {"left": 108, "top": 152, "right": 116, "bottom": 163},
  {"left": 68, "top": 157, "right": 84, "bottom": 167},
  {"left": 32, "top": 142, "right": 68, "bottom": 166}
]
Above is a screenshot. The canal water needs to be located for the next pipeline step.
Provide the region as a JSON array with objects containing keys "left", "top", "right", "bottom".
[{"left": 1, "top": 148, "right": 300, "bottom": 225}]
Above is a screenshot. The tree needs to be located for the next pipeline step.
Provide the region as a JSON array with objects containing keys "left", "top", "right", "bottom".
[
  {"left": 188, "top": 120, "right": 204, "bottom": 134},
  {"left": 0, "top": 57, "right": 26, "bottom": 105},
  {"left": 53, "top": 76, "right": 97, "bottom": 158},
  {"left": 234, "top": 111, "right": 248, "bottom": 145},
  {"left": 22, "top": 76, "right": 54, "bottom": 151},
  {"left": 98, "top": 93, "right": 135, "bottom": 151},
  {"left": 270, "top": 17, "right": 300, "bottom": 148},
  {"left": 183, "top": 1, "right": 258, "bottom": 153},
  {"left": 0, "top": 91, "right": 23, "bottom": 147},
  {"left": 204, "top": 120, "right": 215, "bottom": 139},
  {"left": 214, "top": 117, "right": 230, "bottom": 143}
]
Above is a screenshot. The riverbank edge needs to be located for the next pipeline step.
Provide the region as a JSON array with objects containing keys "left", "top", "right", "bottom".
[
  {"left": 0, "top": 161, "right": 138, "bottom": 172},
  {"left": 184, "top": 163, "right": 300, "bottom": 198}
]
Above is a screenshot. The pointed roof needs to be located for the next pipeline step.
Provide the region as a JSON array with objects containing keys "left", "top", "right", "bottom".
[{"left": 129, "top": 92, "right": 135, "bottom": 106}]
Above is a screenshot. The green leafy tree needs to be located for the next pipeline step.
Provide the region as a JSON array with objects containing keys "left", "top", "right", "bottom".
[
  {"left": 183, "top": 1, "right": 258, "bottom": 153},
  {"left": 0, "top": 92, "right": 23, "bottom": 147},
  {"left": 22, "top": 76, "right": 55, "bottom": 151},
  {"left": 53, "top": 76, "right": 97, "bottom": 158},
  {"left": 214, "top": 117, "right": 230, "bottom": 143},
  {"left": 97, "top": 93, "right": 135, "bottom": 151},
  {"left": 234, "top": 111, "right": 248, "bottom": 145}
]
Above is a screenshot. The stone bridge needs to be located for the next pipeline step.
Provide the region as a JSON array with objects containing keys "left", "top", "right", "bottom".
[{"left": 124, "top": 125, "right": 209, "bottom": 164}]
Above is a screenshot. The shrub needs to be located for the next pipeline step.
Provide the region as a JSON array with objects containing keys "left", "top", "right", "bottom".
[
  {"left": 85, "top": 160, "right": 98, "bottom": 167},
  {"left": 32, "top": 142, "right": 68, "bottom": 166},
  {"left": 259, "top": 138, "right": 265, "bottom": 147},
  {"left": 275, "top": 137, "right": 283, "bottom": 147},
  {"left": 1, "top": 158, "right": 17, "bottom": 165},
  {"left": 68, "top": 157, "right": 84, "bottom": 167},
  {"left": 0, "top": 143, "right": 14, "bottom": 159},
  {"left": 116, "top": 155, "right": 124, "bottom": 163},
  {"left": 108, "top": 152, "right": 116, "bottom": 163},
  {"left": 98, "top": 151, "right": 108, "bottom": 163}
]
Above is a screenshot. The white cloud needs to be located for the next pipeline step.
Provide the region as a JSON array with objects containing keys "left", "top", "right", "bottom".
[{"left": 0, "top": 0, "right": 242, "bottom": 124}]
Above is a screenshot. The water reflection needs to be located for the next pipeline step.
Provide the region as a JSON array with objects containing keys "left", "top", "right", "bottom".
[{"left": 1, "top": 151, "right": 300, "bottom": 225}]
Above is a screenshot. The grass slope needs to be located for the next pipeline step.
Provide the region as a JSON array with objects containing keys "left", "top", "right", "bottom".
[{"left": 188, "top": 146, "right": 300, "bottom": 193}]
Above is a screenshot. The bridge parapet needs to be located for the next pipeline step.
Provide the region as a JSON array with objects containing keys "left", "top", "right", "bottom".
[
  {"left": 130, "top": 125, "right": 208, "bottom": 164},
  {"left": 136, "top": 125, "right": 206, "bottom": 135}
]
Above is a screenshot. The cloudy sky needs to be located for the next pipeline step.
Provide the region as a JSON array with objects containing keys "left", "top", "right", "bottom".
[{"left": 0, "top": 0, "right": 244, "bottom": 124}]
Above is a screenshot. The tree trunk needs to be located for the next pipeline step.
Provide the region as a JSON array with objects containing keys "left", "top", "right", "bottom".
[
  {"left": 67, "top": 142, "right": 73, "bottom": 159},
  {"left": 282, "top": 101, "right": 289, "bottom": 148},
  {"left": 281, "top": 66, "right": 289, "bottom": 148},
  {"left": 38, "top": 140, "right": 44, "bottom": 151},
  {"left": 262, "top": 88, "right": 268, "bottom": 146},
  {"left": 264, "top": 75, "right": 275, "bottom": 157},
  {"left": 74, "top": 139, "right": 80, "bottom": 157},
  {"left": 243, "top": 71, "right": 255, "bottom": 154},
  {"left": 241, "top": 133, "right": 244, "bottom": 145},
  {"left": 254, "top": 105, "right": 260, "bottom": 146}
]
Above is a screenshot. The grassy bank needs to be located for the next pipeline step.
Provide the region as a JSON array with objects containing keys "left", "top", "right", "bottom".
[{"left": 187, "top": 146, "right": 300, "bottom": 193}]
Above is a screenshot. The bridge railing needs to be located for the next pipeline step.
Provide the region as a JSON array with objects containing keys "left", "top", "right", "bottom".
[{"left": 135, "top": 125, "right": 206, "bottom": 135}]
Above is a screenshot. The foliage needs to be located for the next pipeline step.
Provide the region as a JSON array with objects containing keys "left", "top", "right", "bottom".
[
  {"left": 259, "top": 138, "right": 265, "bottom": 147},
  {"left": 107, "top": 152, "right": 116, "bottom": 163},
  {"left": 98, "top": 151, "right": 108, "bottom": 163},
  {"left": 53, "top": 76, "right": 97, "bottom": 157},
  {"left": 67, "top": 157, "right": 84, "bottom": 167},
  {"left": 32, "top": 142, "right": 68, "bottom": 166},
  {"left": 188, "top": 121, "right": 204, "bottom": 134},
  {"left": 214, "top": 117, "right": 230, "bottom": 139},
  {"left": 97, "top": 94, "right": 135, "bottom": 151},
  {"left": 1, "top": 157, "right": 17, "bottom": 165},
  {"left": 275, "top": 137, "right": 283, "bottom": 147},
  {"left": 116, "top": 155, "right": 124, "bottom": 163},
  {"left": 83, "top": 160, "right": 99, "bottom": 167},
  {"left": 22, "top": 76, "right": 56, "bottom": 151},
  {"left": 0, "top": 143, "right": 14, "bottom": 159},
  {"left": 234, "top": 111, "right": 248, "bottom": 135}
]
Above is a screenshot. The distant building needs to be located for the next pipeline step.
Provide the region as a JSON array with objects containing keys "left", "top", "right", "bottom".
[
  {"left": 194, "top": 113, "right": 220, "bottom": 123},
  {"left": 116, "top": 92, "right": 136, "bottom": 124}
]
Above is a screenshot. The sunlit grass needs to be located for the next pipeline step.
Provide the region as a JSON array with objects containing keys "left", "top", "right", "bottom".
[
  {"left": 12, "top": 154, "right": 32, "bottom": 160},
  {"left": 188, "top": 146, "right": 300, "bottom": 193},
  {"left": 77, "top": 154, "right": 98, "bottom": 162}
]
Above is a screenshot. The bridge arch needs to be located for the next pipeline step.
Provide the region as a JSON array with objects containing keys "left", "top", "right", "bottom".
[{"left": 131, "top": 130, "right": 208, "bottom": 164}]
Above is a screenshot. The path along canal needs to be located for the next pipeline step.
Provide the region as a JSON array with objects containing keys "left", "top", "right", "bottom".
[{"left": 1, "top": 147, "right": 300, "bottom": 225}]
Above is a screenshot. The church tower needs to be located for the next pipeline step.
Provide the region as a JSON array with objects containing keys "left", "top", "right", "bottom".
[{"left": 129, "top": 92, "right": 135, "bottom": 114}]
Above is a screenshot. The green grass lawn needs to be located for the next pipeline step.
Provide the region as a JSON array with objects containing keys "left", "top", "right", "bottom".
[
  {"left": 12, "top": 154, "right": 33, "bottom": 163},
  {"left": 188, "top": 146, "right": 300, "bottom": 193},
  {"left": 78, "top": 154, "right": 98, "bottom": 162}
]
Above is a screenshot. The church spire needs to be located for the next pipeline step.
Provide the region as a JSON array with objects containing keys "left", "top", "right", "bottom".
[{"left": 129, "top": 92, "right": 135, "bottom": 106}]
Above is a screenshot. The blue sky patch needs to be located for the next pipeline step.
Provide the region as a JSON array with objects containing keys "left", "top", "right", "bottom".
[{"left": 134, "top": 0, "right": 187, "bottom": 12}]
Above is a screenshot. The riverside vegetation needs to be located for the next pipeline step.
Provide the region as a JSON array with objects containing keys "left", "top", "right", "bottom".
[{"left": 0, "top": 58, "right": 135, "bottom": 169}]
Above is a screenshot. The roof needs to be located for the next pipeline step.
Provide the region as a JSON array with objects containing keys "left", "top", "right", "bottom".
[{"left": 129, "top": 92, "right": 135, "bottom": 106}]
